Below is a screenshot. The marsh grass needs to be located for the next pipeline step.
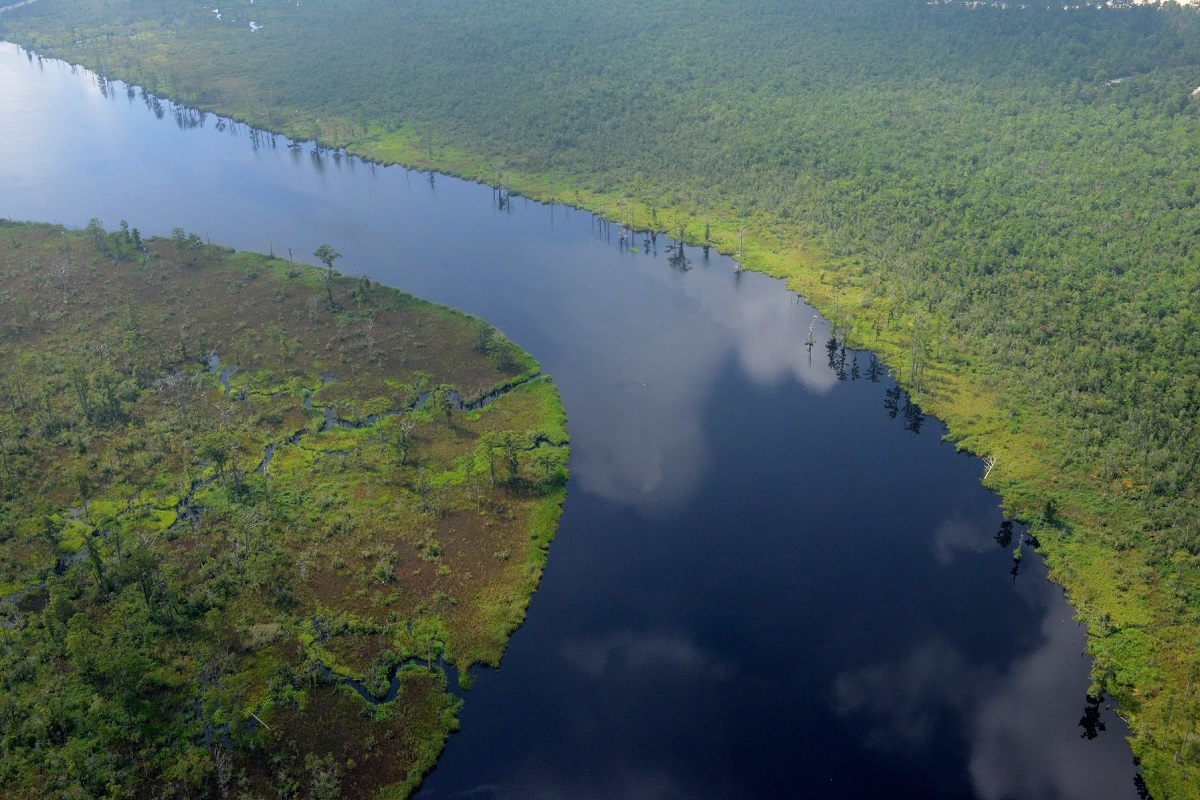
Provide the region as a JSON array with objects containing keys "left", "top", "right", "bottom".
[{"left": 0, "top": 220, "right": 567, "bottom": 799}]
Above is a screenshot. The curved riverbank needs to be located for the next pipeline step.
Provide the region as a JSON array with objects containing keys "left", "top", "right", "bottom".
[
  {"left": 0, "top": 220, "right": 568, "bottom": 798},
  {"left": 229, "top": 92, "right": 1186, "bottom": 800}
]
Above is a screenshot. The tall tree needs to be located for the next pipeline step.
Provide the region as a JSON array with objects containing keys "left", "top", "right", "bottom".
[{"left": 313, "top": 244, "right": 342, "bottom": 311}]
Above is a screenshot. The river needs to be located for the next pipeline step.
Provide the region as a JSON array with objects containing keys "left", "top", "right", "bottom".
[{"left": 0, "top": 42, "right": 1139, "bottom": 799}]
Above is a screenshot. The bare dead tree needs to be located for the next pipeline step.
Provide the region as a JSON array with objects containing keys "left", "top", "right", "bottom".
[
  {"left": 395, "top": 418, "right": 417, "bottom": 466},
  {"left": 49, "top": 256, "right": 72, "bottom": 300},
  {"left": 214, "top": 745, "right": 233, "bottom": 800}
]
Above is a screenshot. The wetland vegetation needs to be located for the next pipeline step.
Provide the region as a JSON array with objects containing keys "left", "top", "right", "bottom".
[
  {"left": 5, "top": 0, "right": 1200, "bottom": 795},
  {"left": 0, "top": 220, "right": 568, "bottom": 798}
]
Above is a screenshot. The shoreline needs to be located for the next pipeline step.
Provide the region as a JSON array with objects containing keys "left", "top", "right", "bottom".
[{"left": 0, "top": 0, "right": 40, "bottom": 16}]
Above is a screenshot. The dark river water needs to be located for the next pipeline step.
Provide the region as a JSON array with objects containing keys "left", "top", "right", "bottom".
[{"left": 0, "top": 42, "right": 1139, "bottom": 799}]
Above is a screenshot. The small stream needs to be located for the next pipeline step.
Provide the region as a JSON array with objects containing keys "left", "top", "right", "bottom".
[{"left": 183, "top": 351, "right": 542, "bottom": 519}]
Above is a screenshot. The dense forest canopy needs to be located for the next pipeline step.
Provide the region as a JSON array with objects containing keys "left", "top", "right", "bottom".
[{"left": 4, "top": 0, "right": 1200, "bottom": 795}]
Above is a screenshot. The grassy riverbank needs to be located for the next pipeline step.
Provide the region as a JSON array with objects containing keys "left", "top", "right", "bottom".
[
  {"left": 5, "top": 0, "right": 1200, "bottom": 795},
  {"left": 0, "top": 220, "right": 568, "bottom": 798}
]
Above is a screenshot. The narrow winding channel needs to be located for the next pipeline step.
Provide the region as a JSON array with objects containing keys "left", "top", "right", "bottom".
[{"left": 0, "top": 43, "right": 1140, "bottom": 799}]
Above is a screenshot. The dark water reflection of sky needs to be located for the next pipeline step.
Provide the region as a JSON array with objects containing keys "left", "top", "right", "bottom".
[{"left": 0, "top": 41, "right": 1138, "bottom": 799}]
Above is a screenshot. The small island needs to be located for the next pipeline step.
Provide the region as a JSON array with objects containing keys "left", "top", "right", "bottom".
[{"left": 0, "top": 220, "right": 568, "bottom": 798}]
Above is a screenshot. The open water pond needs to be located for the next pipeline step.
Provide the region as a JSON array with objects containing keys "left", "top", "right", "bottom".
[{"left": 0, "top": 42, "right": 1141, "bottom": 798}]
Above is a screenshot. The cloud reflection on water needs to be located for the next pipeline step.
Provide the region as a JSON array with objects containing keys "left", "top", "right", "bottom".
[
  {"left": 967, "top": 608, "right": 1131, "bottom": 800},
  {"left": 452, "top": 630, "right": 748, "bottom": 800},
  {"left": 934, "top": 512, "right": 1000, "bottom": 565},
  {"left": 565, "top": 264, "right": 839, "bottom": 515},
  {"left": 834, "top": 603, "right": 1135, "bottom": 800},
  {"left": 682, "top": 271, "right": 839, "bottom": 394},
  {"left": 560, "top": 629, "right": 738, "bottom": 684}
]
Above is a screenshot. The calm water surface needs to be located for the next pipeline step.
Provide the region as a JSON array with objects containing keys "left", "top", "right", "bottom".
[{"left": 0, "top": 42, "right": 1138, "bottom": 799}]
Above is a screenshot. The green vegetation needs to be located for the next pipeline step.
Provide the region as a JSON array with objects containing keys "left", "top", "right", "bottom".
[
  {"left": 0, "top": 220, "right": 568, "bottom": 798},
  {"left": 6, "top": 0, "right": 1200, "bottom": 794}
]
